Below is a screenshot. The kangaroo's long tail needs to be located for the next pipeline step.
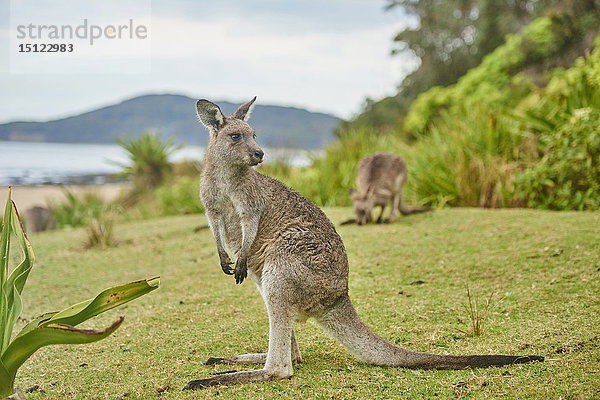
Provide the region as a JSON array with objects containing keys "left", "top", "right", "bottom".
[
  {"left": 399, "top": 196, "right": 431, "bottom": 216},
  {"left": 316, "top": 295, "right": 543, "bottom": 369}
]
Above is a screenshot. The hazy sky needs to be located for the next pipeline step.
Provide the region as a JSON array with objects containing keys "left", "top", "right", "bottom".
[{"left": 0, "top": 0, "right": 417, "bottom": 123}]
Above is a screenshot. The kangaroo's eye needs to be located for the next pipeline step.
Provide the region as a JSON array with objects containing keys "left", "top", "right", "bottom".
[
  {"left": 253, "top": 134, "right": 257, "bottom": 139},
  {"left": 230, "top": 134, "right": 241, "bottom": 142}
]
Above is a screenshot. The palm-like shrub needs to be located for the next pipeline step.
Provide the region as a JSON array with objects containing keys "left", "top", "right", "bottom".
[{"left": 115, "top": 132, "right": 182, "bottom": 191}]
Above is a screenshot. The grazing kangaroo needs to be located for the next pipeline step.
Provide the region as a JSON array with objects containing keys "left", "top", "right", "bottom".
[
  {"left": 186, "top": 98, "right": 543, "bottom": 390},
  {"left": 349, "top": 153, "right": 430, "bottom": 225}
]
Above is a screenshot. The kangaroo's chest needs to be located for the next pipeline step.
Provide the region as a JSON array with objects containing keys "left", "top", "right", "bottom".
[
  {"left": 201, "top": 170, "right": 268, "bottom": 266},
  {"left": 201, "top": 179, "right": 242, "bottom": 251},
  {"left": 222, "top": 207, "right": 243, "bottom": 256}
]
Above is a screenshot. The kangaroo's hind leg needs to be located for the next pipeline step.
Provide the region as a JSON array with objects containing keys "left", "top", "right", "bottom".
[
  {"left": 185, "top": 266, "right": 297, "bottom": 389},
  {"left": 185, "top": 306, "right": 295, "bottom": 389}
]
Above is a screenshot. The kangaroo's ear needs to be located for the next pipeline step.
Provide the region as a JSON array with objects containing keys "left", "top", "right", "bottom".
[
  {"left": 233, "top": 96, "right": 257, "bottom": 122},
  {"left": 196, "top": 99, "right": 226, "bottom": 131}
]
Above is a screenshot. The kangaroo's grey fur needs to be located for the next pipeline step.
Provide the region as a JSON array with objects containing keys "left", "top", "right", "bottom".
[
  {"left": 185, "top": 98, "right": 543, "bottom": 390},
  {"left": 350, "top": 153, "right": 430, "bottom": 225}
]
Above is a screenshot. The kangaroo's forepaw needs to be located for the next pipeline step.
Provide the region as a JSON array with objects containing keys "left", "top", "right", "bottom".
[
  {"left": 234, "top": 260, "right": 247, "bottom": 284},
  {"left": 204, "top": 357, "right": 225, "bottom": 365},
  {"left": 220, "top": 261, "right": 234, "bottom": 275},
  {"left": 219, "top": 252, "right": 234, "bottom": 275}
]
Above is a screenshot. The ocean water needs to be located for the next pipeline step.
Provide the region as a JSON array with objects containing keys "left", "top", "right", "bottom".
[
  {"left": 0, "top": 141, "right": 311, "bottom": 186},
  {"left": 0, "top": 141, "right": 204, "bottom": 186}
]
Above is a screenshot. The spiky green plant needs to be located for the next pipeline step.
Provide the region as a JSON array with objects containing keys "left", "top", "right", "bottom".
[
  {"left": 114, "top": 132, "right": 183, "bottom": 191},
  {"left": 0, "top": 188, "right": 159, "bottom": 398}
]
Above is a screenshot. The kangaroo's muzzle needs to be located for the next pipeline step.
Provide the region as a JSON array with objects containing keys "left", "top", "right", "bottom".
[{"left": 250, "top": 149, "right": 264, "bottom": 165}]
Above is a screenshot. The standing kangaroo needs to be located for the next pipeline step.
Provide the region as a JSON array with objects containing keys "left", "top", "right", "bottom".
[
  {"left": 349, "top": 153, "right": 430, "bottom": 225},
  {"left": 186, "top": 98, "right": 543, "bottom": 390}
]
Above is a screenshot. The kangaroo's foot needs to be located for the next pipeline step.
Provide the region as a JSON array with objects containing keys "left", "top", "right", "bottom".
[
  {"left": 184, "top": 361, "right": 295, "bottom": 390},
  {"left": 184, "top": 368, "right": 286, "bottom": 390},
  {"left": 383, "top": 215, "right": 397, "bottom": 224}
]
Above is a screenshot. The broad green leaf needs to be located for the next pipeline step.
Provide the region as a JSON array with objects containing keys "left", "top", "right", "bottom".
[
  {"left": 0, "top": 188, "right": 11, "bottom": 281},
  {"left": 3, "top": 198, "right": 35, "bottom": 352},
  {"left": 40, "top": 277, "right": 159, "bottom": 328},
  {"left": 0, "top": 188, "right": 13, "bottom": 354},
  {"left": 3, "top": 290, "right": 22, "bottom": 355},
  {"left": 0, "top": 291, "right": 7, "bottom": 357},
  {"left": 6, "top": 200, "right": 35, "bottom": 296},
  {"left": 13, "top": 312, "right": 57, "bottom": 340},
  {"left": 2, "top": 317, "right": 124, "bottom": 392},
  {"left": 0, "top": 359, "right": 12, "bottom": 397}
]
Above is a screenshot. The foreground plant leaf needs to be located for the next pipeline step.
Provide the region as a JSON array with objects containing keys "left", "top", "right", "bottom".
[
  {"left": 11, "top": 312, "right": 57, "bottom": 340},
  {"left": 2, "top": 317, "right": 124, "bottom": 384},
  {"left": 0, "top": 188, "right": 160, "bottom": 397},
  {"left": 0, "top": 359, "right": 10, "bottom": 392},
  {"left": 14, "top": 277, "right": 159, "bottom": 341},
  {"left": 36, "top": 277, "right": 160, "bottom": 329},
  {"left": 0, "top": 277, "right": 158, "bottom": 393},
  {"left": 2, "top": 194, "right": 35, "bottom": 354},
  {"left": 0, "top": 188, "right": 13, "bottom": 356}
]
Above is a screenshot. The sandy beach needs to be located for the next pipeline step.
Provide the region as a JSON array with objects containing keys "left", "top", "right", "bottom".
[{"left": 1, "top": 183, "right": 128, "bottom": 211}]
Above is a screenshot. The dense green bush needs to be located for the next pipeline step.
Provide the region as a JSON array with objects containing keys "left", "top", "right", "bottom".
[
  {"left": 514, "top": 36, "right": 600, "bottom": 210},
  {"left": 403, "top": 107, "right": 537, "bottom": 208},
  {"left": 404, "top": 14, "right": 592, "bottom": 134},
  {"left": 516, "top": 108, "right": 600, "bottom": 210},
  {"left": 51, "top": 189, "right": 115, "bottom": 229},
  {"left": 397, "top": 31, "right": 600, "bottom": 210},
  {"left": 404, "top": 24, "right": 526, "bottom": 134},
  {"left": 155, "top": 176, "right": 204, "bottom": 215}
]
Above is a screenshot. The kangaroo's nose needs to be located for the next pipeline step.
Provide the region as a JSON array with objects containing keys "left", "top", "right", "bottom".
[{"left": 254, "top": 150, "right": 264, "bottom": 161}]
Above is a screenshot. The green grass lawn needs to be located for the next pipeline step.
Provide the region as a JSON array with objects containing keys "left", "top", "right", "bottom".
[{"left": 10, "top": 207, "right": 600, "bottom": 399}]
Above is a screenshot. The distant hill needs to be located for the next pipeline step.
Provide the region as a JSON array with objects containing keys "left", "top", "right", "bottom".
[{"left": 0, "top": 94, "right": 340, "bottom": 149}]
